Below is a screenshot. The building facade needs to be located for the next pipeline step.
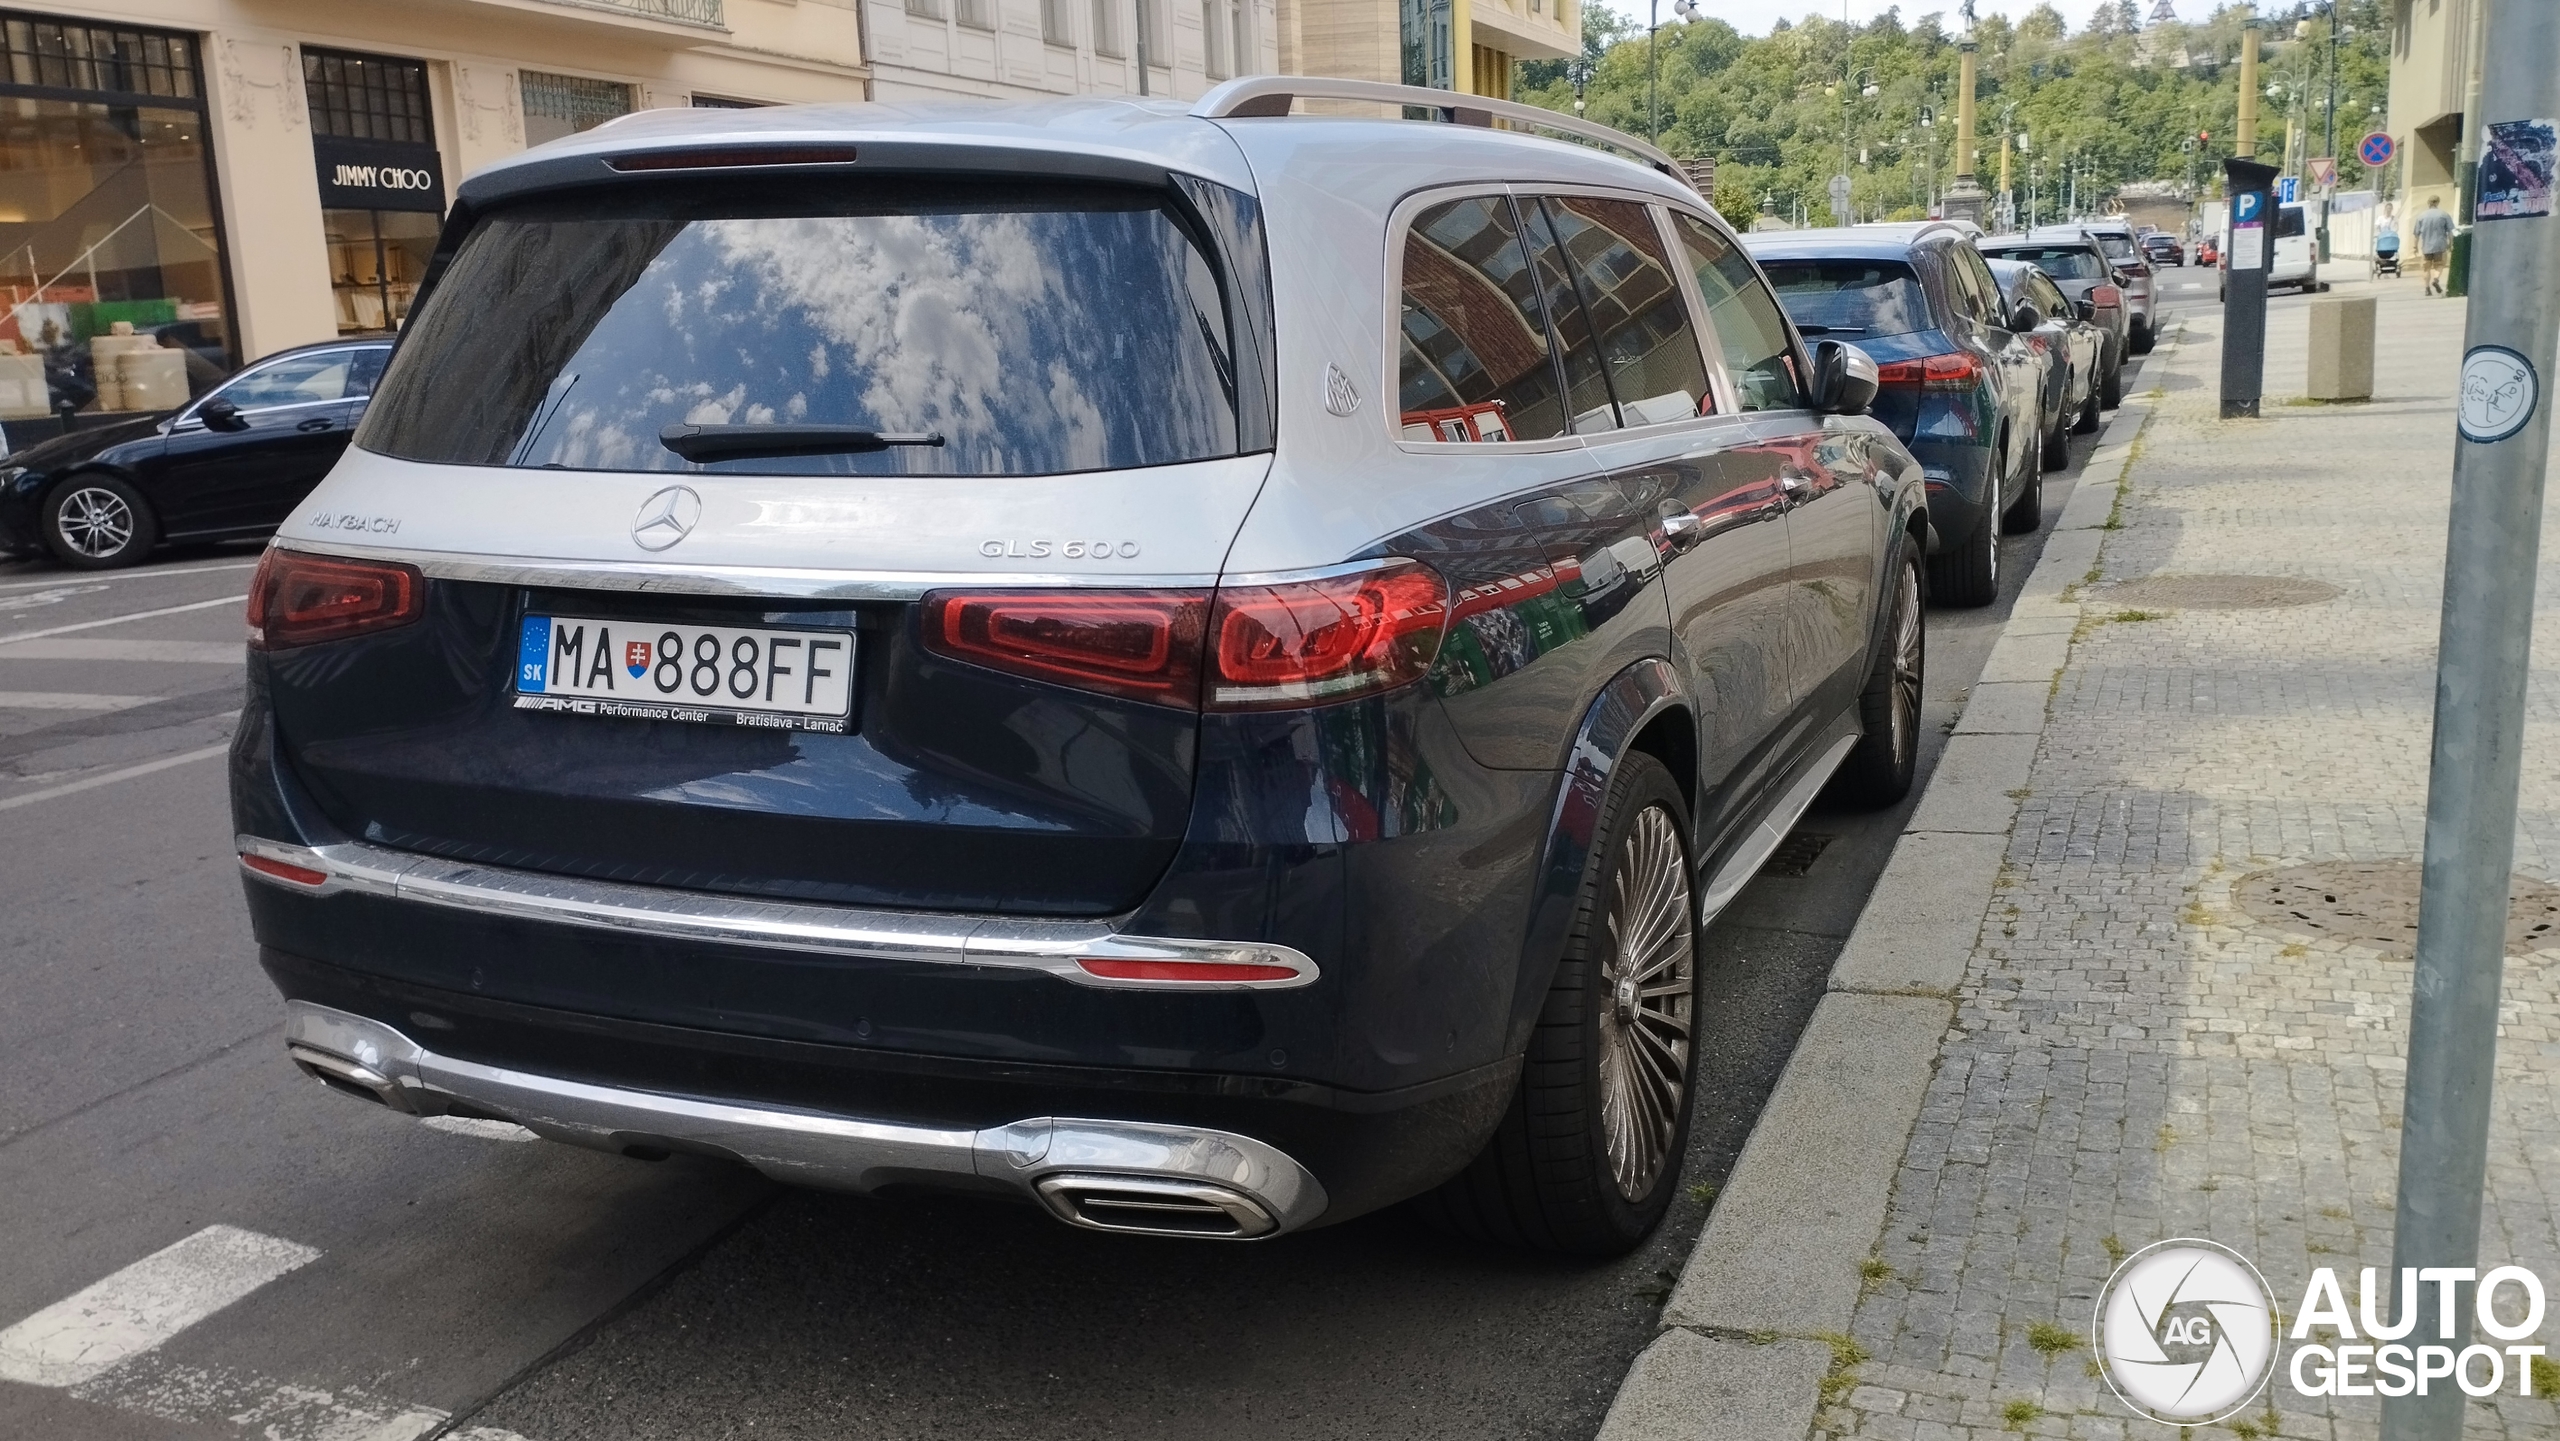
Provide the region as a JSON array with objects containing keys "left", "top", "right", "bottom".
[
  {"left": 1276, "top": 0, "right": 1572, "bottom": 102},
  {"left": 2384, "top": 0, "right": 2483, "bottom": 196},
  {"left": 864, "top": 0, "right": 1275, "bottom": 102},
  {"left": 0, "top": 0, "right": 865, "bottom": 427}
]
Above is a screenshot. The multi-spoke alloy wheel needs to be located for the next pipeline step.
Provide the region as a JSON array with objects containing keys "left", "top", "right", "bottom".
[
  {"left": 1596, "top": 803, "right": 1695, "bottom": 1203},
  {"left": 1887, "top": 559, "right": 1922, "bottom": 769},
  {"left": 1839, "top": 551, "right": 1925, "bottom": 806},
  {"left": 56, "top": 486, "right": 133, "bottom": 558}
]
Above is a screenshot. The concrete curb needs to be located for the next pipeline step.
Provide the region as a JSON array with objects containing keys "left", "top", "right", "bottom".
[{"left": 1595, "top": 323, "right": 2185, "bottom": 1441}]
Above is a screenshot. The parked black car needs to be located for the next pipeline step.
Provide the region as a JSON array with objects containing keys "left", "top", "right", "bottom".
[
  {"left": 1745, "top": 222, "right": 2042, "bottom": 605},
  {"left": 2139, "top": 233, "right": 2184, "bottom": 267},
  {"left": 1974, "top": 233, "right": 2129, "bottom": 409},
  {"left": 0, "top": 338, "right": 391, "bottom": 568},
  {"left": 1985, "top": 258, "right": 2103, "bottom": 476}
]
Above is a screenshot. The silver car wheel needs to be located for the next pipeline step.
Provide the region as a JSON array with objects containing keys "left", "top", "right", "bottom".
[
  {"left": 1596, "top": 803, "right": 1695, "bottom": 1203},
  {"left": 1889, "top": 559, "right": 1923, "bottom": 765},
  {"left": 56, "top": 485, "right": 135, "bottom": 558}
]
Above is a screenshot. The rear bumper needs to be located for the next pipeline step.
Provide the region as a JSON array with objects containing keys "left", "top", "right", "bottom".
[
  {"left": 1907, "top": 437, "right": 1996, "bottom": 543},
  {"left": 286, "top": 999, "right": 1326, "bottom": 1238}
]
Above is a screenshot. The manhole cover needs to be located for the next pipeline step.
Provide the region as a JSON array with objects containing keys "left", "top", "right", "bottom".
[
  {"left": 2089, "top": 574, "right": 2342, "bottom": 610},
  {"left": 1761, "top": 832, "right": 1835, "bottom": 877},
  {"left": 2231, "top": 860, "right": 2560, "bottom": 958}
]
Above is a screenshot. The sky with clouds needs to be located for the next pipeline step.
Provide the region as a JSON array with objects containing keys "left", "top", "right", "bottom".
[{"left": 1590, "top": 0, "right": 2196, "bottom": 35}]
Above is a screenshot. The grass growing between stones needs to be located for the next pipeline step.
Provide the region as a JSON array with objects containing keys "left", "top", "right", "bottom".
[
  {"left": 2025, "top": 1321, "right": 2080, "bottom": 1356},
  {"left": 2533, "top": 1354, "right": 2560, "bottom": 1397},
  {"left": 1813, "top": 1332, "right": 1870, "bottom": 1409},
  {"left": 2002, "top": 1398, "right": 2043, "bottom": 1430}
]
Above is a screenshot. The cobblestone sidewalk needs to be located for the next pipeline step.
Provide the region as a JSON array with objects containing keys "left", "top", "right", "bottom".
[{"left": 1828, "top": 288, "right": 2560, "bottom": 1441}]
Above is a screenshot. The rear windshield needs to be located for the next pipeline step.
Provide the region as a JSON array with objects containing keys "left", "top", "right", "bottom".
[
  {"left": 2276, "top": 206, "right": 2307, "bottom": 238},
  {"left": 1757, "top": 258, "right": 1931, "bottom": 339},
  {"left": 360, "top": 181, "right": 1244, "bottom": 476},
  {"left": 1980, "top": 246, "right": 2105, "bottom": 280},
  {"left": 2090, "top": 233, "right": 2138, "bottom": 262}
]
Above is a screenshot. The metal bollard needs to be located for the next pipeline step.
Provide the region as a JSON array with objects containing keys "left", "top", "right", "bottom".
[{"left": 2306, "top": 294, "right": 2376, "bottom": 401}]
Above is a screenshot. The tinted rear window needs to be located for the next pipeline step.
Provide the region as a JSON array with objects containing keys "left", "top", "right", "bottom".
[
  {"left": 361, "top": 181, "right": 1245, "bottom": 476},
  {"left": 2091, "top": 234, "right": 2138, "bottom": 261},
  {"left": 1980, "top": 246, "right": 2106, "bottom": 280},
  {"left": 2276, "top": 206, "right": 2307, "bottom": 238},
  {"left": 1756, "top": 257, "right": 1931, "bottom": 339}
]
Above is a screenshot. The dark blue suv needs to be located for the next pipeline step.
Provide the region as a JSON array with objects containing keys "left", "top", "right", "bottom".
[{"left": 1742, "top": 224, "right": 2044, "bottom": 605}]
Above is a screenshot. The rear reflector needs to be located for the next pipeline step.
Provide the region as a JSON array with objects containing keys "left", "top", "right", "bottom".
[
  {"left": 1075, "top": 958, "right": 1305, "bottom": 984},
  {"left": 605, "top": 146, "right": 859, "bottom": 171},
  {"left": 1875, "top": 352, "right": 1986, "bottom": 391},
  {"left": 241, "top": 852, "right": 328, "bottom": 887},
  {"left": 248, "top": 549, "right": 424, "bottom": 651},
  {"left": 923, "top": 589, "right": 1207, "bottom": 706}
]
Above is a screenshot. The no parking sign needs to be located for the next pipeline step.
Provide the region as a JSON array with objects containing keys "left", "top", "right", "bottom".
[{"left": 2358, "top": 130, "right": 2397, "bottom": 169}]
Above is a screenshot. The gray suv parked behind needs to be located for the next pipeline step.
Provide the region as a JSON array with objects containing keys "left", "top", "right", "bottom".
[{"left": 238, "top": 79, "right": 1931, "bottom": 1254}]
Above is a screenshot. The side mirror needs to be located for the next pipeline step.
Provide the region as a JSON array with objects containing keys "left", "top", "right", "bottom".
[
  {"left": 2010, "top": 303, "right": 2044, "bottom": 333},
  {"left": 2075, "top": 297, "right": 2098, "bottom": 322},
  {"left": 1812, "top": 338, "right": 1879, "bottom": 417},
  {"left": 198, "top": 397, "right": 247, "bottom": 432}
]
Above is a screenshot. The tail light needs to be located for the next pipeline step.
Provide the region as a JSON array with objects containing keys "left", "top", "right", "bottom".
[
  {"left": 923, "top": 589, "right": 1207, "bottom": 706},
  {"left": 2089, "top": 284, "right": 2124, "bottom": 308},
  {"left": 1207, "top": 560, "right": 1449, "bottom": 710},
  {"left": 920, "top": 560, "right": 1452, "bottom": 712},
  {"left": 1875, "top": 352, "right": 1986, "bottom": 391},
  {"left": 247, "top": 549, "right": 424, "bottom": 651}
]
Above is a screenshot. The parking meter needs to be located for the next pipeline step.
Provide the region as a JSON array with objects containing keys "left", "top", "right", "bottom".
[{"left": 2221, "top": 158, "right": 2278, "bottom": 417}]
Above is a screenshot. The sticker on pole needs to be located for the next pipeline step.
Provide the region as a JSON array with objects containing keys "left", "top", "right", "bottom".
[
  {"left": 2458, "top": 346, "right": 2539, "bottom": 444},
  {"left": 2477, "top": 118, "right": 2556, "bottom": 221},
  {"left": 2357, "top": 130, "right": 2396, "bottom": 169}
]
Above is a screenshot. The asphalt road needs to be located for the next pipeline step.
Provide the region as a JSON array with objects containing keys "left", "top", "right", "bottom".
[{"left": 0, "top": 268, "right": 2213, "bottom": 1441}]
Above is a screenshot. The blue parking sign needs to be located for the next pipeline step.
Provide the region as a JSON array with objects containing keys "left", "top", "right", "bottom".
[{"left": 2277, "top": 176, "right": 2298, "bottom": 204}]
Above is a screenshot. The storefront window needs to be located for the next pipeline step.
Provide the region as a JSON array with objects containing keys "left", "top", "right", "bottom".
[
  {"left": 304, "top": 48, "right": 443, "bottom": 337},
  {"left": 521, "top": 71, "right": 632, "bottom": 147},
  {"left": 0, "top": 12, "right": 234, "bottom": 422}
]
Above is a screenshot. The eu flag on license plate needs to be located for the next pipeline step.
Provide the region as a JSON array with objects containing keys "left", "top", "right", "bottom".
[{"left": 517, "top": 616, "right": 551, "bottom": 693}]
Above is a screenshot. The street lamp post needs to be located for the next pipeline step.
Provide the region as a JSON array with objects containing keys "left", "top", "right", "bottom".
[{"left": 1645, "top": 0, "right": 1698, "bottom": 145}]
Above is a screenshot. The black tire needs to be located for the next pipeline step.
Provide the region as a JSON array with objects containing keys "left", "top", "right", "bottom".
[
  {"left": 2101, "top": 360, "right": 2124, "bottom": 410},
  {"left": 1414, "top": 751, "right": 1700, "bottom": 1256},
  {"left": 41, "top": 473, "right": 156, "bottom": 570},
  {"left": 1926, "top": 493, "right": 1999, "bottom": 607},
  {"left": 1834, "top": 550, "right": 1923, "bottom": 808},
  {"left": 2130, "top": 317, "right": 2155, "bottom": 355},
  {"left": 2003, "top": 457, "right": 2044, "bottom": 533},
  {"left": 2073, "top": 383, "right": 2103, "bottom": 434},
  {"left": 2041, "top": 410, "right": 2071, "bottom": 470}
]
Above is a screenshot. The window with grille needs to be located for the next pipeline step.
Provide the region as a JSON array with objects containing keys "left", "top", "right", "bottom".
[
  {"left": 302, "top": 48, "right": 432, "bottom": 145},
  {"left": 520, "top": 70, "right": 631, "bottom": 147},
  {"left": 906, "top": 0, "right": 943, "bottom": 17},
  {"left": 955, "top": 0, "right": 994, "bottom": 28},
  {"left": 1043, "top": 0, "right": 1072, "bottom": 44},
  {"left": 1090, "top": 0, "right": 1121, "bottom": 54},
  {"left": 0, "top": 12, "right": 199, "bottom": 100}
]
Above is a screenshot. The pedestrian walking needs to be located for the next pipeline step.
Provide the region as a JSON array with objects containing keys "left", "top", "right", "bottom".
[{"left": 2413, "top": 195, "right": 2455, "bottom": 294}]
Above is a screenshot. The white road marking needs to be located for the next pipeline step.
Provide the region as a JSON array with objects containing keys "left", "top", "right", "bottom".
[
  {"left": 0, "top": 559, "right": 259, "bottom": 592},
  {"left": 0, "top": 1225, "right": 319, "bottom": 1388},
  {"left": 0, "top": 638, "right": 242, "bottom": 663},
  {"left": 0, "top": 691, "right": 157, "bottom": 710},
  {"left": 420, "top": 1115, "right": 539, "bottom": 1142},
  {"left": 0, "top": 741, "right": 231, "bottom": 813},
  {"left": 0, "top": 594, "right": 242, "bottom": 645},
  {"left": 66, "top": 1354, "right": 449, "bottom": 1441},
  {"left": 0, "top": 584, "right": 106, "bottom": 612}
]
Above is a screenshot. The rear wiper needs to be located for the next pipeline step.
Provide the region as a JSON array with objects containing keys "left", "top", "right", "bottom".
[{"left": 659, "top": 424, "right": 946, "bottom": 464}]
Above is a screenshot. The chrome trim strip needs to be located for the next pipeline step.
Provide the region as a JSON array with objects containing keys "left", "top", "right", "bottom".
[
  {"left": 282, "top": 1003, "right": 1328, "bottom": 1233},
  {"left": 265, "top": 538, "right": 1226, "bottom": 603},
  {"left": 237, "top": 836, "right": 1319, "bottom": 990},
  {"left": 1696, "top": 729, "right": 1860, "bottom": 923}
]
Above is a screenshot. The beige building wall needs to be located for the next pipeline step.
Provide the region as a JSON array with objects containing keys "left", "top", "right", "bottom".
[
  {"left": 1276, "top": 0, "right": 1570, "bottom": 96},
  {"left": 864, "top": 0, "right": 1277, "bottom": 103},
  {"left": 2386, "top": 0, "right": 2479, "bottom": 193},
  {"left": 35, "top": 0, "right": 867, "bottom": 364}
]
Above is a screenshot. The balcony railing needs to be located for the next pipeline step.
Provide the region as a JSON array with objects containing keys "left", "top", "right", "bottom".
[{"left": 539, "top": 0, "right": 726, "bottom": 31}]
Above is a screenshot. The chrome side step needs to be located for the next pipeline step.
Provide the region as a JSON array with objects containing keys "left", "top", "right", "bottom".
[
  {"left": 1696, "top": 730, "right": 1860, "bottom": 925},
  {"left": 282, "top": 1002, "right": 1326, "bottom": 1239}
]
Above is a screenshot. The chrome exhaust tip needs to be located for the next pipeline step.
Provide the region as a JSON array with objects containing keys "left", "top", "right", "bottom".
[
  {"left": 287, "top": 1043, "right": 407, "bottom": 1110},
  {"left": 1033, "top": 1173, "right": 1279, "bottom": 1239}
]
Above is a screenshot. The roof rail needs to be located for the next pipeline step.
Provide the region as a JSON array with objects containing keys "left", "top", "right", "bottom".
[{"left": 1189, "top": 75, "right": 1695, "bottom": 192}]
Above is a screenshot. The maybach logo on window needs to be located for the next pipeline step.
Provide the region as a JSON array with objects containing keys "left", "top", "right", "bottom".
[{"left": 2090, "top": 1240, "right": 2552, "bottom": 1426}]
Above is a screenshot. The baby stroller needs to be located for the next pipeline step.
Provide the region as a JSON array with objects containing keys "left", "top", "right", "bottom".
[{"left": 2373, "top": 230, "right": 2403, "bottom": 278}]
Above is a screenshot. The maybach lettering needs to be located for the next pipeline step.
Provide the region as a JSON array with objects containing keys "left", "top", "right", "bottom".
[{"left": 2287, "top": 1265, "right": 2550, "bottom": 1399}]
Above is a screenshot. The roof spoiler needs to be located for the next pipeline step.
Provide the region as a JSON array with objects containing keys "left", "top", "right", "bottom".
[{"left": 1190, "top": 76, "right": 1696, "bottom": 193}]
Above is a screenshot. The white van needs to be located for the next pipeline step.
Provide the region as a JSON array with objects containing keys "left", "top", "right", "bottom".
[{"left": 2218, "top": 200, "right": 2320, "bottom": 298}]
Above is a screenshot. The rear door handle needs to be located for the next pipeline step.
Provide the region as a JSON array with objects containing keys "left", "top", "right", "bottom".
[{"left": 297, "top": 417, "right": 333, "bottom": 432}]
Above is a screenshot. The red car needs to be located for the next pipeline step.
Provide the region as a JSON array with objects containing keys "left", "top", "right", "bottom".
[{"left": 2197, "top": 237, "right": 2221, "bottom": 266}]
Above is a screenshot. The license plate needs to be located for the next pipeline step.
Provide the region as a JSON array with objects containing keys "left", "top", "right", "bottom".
[{"left": 513, "top": 615, "right": 855, "bottom": 733}]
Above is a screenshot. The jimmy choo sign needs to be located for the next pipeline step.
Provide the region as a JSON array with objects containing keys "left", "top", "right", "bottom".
[{"left": 313, "top": 135, "right": 446, "bottom": 213}]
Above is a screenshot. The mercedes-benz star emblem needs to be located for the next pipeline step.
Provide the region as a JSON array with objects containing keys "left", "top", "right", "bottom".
[{"left": 631, "top": 485, "right": 703, "bottom": 552}]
